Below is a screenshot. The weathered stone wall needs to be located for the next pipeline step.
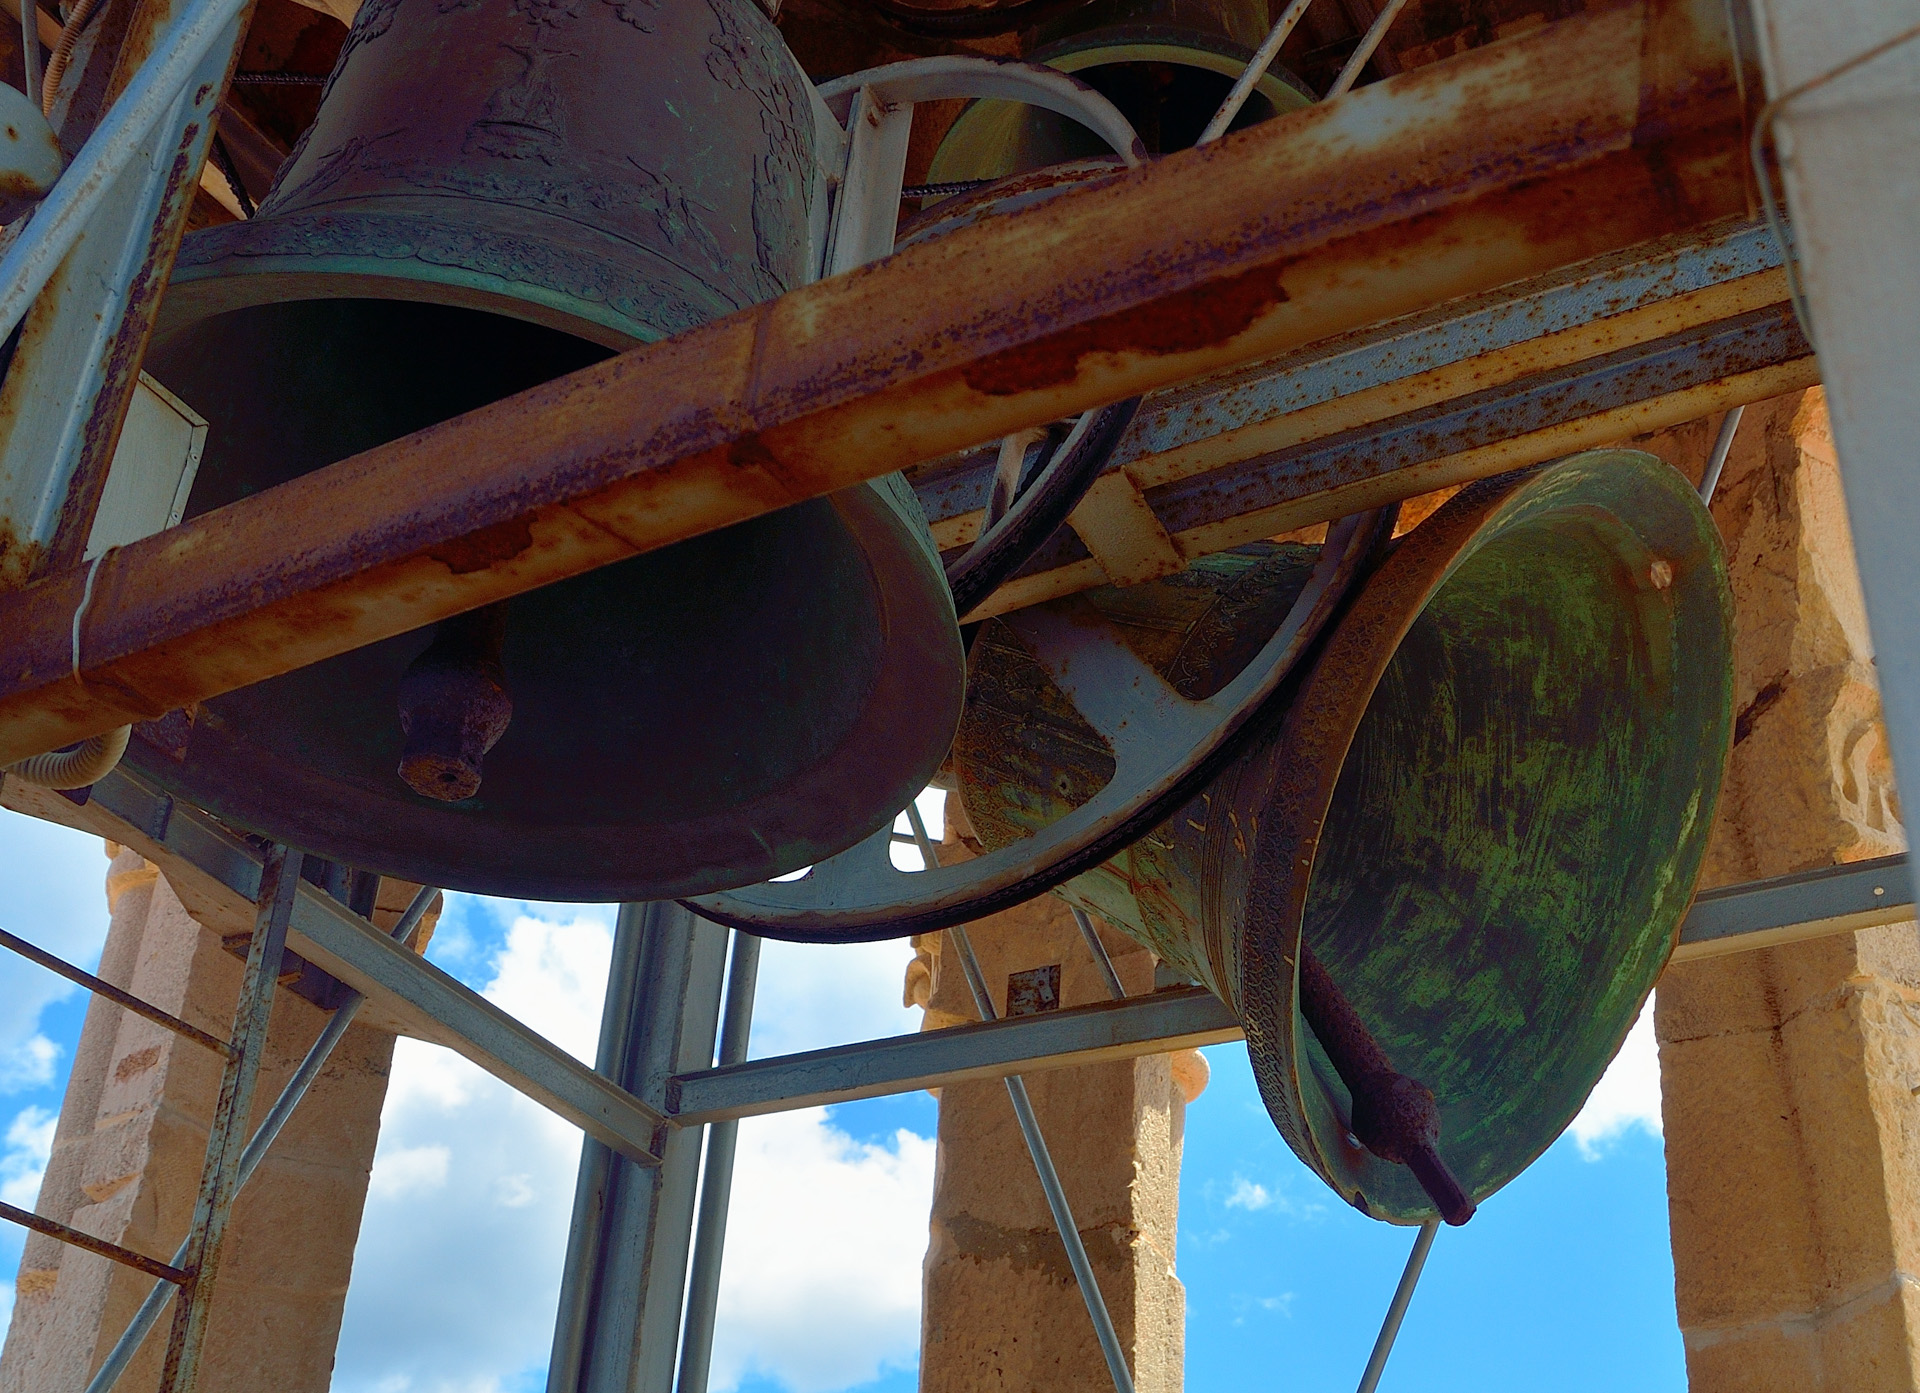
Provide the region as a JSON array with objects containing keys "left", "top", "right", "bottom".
[
  {"left": 0, "top": 851, "right": 428, "bottom": 1392},
  {"left": 1640, "top": 390, "right": 1920, "bottom": 1391},
  {"left": 907, "top": 804, "right": 1205, "bottom": 1393}
]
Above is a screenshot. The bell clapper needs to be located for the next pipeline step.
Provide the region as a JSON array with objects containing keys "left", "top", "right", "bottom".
[
  {"left": 1297, "top": 947, "right": 1477, "bottom": 1226},
  {"left": 396, "top": 604, "right": 513, "bottom": 802}
]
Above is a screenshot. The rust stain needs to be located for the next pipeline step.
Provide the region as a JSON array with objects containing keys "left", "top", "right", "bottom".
[
  {"left": 426, "top": 518, "right": 536, "bottom": 575},
  {"left": 727, "top": 434, "right": 780, "bottom": 472},
  {"left": 961, "top": 262, "right": 1293, "bottom": 398},
  {"left": 113, "top": 1044, "right": 161, "bottom": 1082}
]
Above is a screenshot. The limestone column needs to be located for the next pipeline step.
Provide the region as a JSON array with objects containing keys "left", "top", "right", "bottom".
[
  {"left": 0, "top": 848, "right": 434, "bottom": 1392},
  {"left": 1646, "top": 390, "right": 1920, "bottom": 1390},
  {"left": 907, "top": 801, "right": 1206, "bottom": 1393}
]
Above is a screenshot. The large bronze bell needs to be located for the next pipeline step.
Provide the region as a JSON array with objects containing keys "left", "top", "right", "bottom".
[
  {"left": 130, "top": 0, "right": 966, "bottom": 902},
  {"left": 955, "top": 452, "right": 1733, "bottom": 1222},
  {"left": 927, "top": 0, "right": 1314, "bottom": 182}
]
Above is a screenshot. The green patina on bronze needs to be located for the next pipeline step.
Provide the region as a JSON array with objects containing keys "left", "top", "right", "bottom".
[{"left": 957, "top": 451, "right": 1733, "bottom": 1223}]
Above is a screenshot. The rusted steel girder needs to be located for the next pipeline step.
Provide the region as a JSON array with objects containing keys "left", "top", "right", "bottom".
[{"left": 0, "top": 0, "right": 1749, "bottom": 767}]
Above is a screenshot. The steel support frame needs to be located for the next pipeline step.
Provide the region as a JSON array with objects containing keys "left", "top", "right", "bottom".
[
  {"left": 7, "top": 761, "right": 1915, "bottom": 1385},
  {"left": 1742, "top": 0, "right": 1920, "bottom": 924},
  {"left": 549, "top": 902, "right": 727, "bottom": 1393},
  {"left": 0, "top": 0, "right": 1759, "bottom": 765},
  {"left": 0, "top": 0, "right": 249, "bottom": 590}
]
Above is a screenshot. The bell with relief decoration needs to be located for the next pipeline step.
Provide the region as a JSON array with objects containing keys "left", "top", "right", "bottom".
[{"left": 129, "top": 0, "right": 965, "bottom": 902}]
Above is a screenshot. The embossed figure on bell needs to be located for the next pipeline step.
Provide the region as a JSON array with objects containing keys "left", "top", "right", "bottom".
[{"left": 127, "top": 0, "right": 966, "bottom": 901}]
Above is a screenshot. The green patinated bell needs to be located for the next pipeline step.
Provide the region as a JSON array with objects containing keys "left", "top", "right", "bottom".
[
  {"left": 956, "top": 451, "right": 1734, "bottom": 1222},
  {"left": 926, "top": 0, "right": 1314, "bottom": 184},
  {"left": 126, "top": 0, "right": 965, "bottom": 903}
]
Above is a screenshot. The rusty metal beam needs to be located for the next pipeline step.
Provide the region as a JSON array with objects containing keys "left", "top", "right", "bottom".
[
  {"left": 912, "top": 217, "right": 1816, "bottom": 618},
  {"left": 0, "top": 0, "right": 1750, "bottom": 766}
]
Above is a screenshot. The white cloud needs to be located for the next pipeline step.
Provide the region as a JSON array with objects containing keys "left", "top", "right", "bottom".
[
  {"left": 332, "top": 903, "right": 936, "bottom": 1393},
  {"left": 710, "top": 1112, "right": 934, "bottom": 1393},
  {"left": 0, "top": 1035, "right": 59, "bottom": 1094},
  {"left": 0, "top": 810, "right": 111, "bottom": 1095},
  {"left": 368, "top": 1145, "right": 450, "bottom": 1201},
  {"left": 1225, "top": 1177, "right": 1271, "bottom": 1211},
  {"left": 1, "top": 1105, "right": 55, "bottom": 1208},
  {"left": 331, "top": 914, "right": 611, "bottom": 1393},
  {"left": 1569, "top": 1001, "right": 1663, "bottom": 1160}
]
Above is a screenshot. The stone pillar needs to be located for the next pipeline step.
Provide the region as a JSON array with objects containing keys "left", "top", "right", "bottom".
[
  {"left": 1646, "top": 390, "right": 1920, "bottom": 1390},
  {"left": 907, "top": 802, "right": 1206, "bottom": 1393},
  {"left": 0, "top": 848, "right": 433, "bottom": 1392}
]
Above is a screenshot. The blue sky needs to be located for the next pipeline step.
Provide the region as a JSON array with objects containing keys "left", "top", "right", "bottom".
[{"left": 0, "top": 799, "right": 1682, "bottom": 1392}]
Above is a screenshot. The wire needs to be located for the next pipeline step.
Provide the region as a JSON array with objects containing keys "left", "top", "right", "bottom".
[{"left": 1747, "top": 19, "right": 1920, "bottom": 355}]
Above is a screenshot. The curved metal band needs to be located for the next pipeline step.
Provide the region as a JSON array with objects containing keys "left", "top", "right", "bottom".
[{"left": 687, "top": 507, "right": 1394, "bottom": 941}]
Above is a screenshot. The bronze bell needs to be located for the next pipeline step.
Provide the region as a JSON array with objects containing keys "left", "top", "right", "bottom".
[
  {"left": 131, "top": 0, "right": 965, "bottom": 903},
  {"left": 928, "top": 0, "right": 1314, "bottom": 183},
  {"left": 955, "top": 452, "right": 1734, "bottom": 1222}
]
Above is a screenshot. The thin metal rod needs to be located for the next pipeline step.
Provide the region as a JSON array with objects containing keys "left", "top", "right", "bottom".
[
  {"left": 0, "top": 0, "right": 248, "bottom": 344},
  {"left": 87, "top": 883, "right": 438, "bottom": 1393},
  {"left": 159, "top": 844, "right": 302, "bottom": 1392},
  {"left": 902, "top": 802, "right": 1134, "bottom": 1392},
  {"left": 19, "top": 0, "right": 39, "bottom": 104},
  {"left": 1354, "top": 1219, "right": 1440, "bottom": 1393},
  {"left": 0, "top": 1198, "right": 187, "bottom": 1284},
  {"left": 1198, "top": 0, "right": 1315, "bottom": 145},
  {"left": 0, "top": 924, "right": 231, "bottom": 1056},
  {"left": 1327, "top": 0, "right": 1411, "bottom": 98},
  {"left": 675, "top": 930, "right": 763, "bottom": 1393},
  {"left": 1699, "top": 403, "right": 1744, "bottom": 505},
  {"left": 1069, "top": 905, "right": 1126, "bottom": 1002},
  {"left": 948, "top": 924, "right": 1137, "bottom": 1393}
]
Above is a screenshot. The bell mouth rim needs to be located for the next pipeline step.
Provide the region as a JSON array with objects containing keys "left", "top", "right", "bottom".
[
  {"left": 155, "top": 196, "right": 776, "bottom": 354},
  {"left": 927, "top": 39, "right": 1313, "bottom": 184},
  {"left": 1237, "top": 450, "right": 1731, "bottom": 1223}
]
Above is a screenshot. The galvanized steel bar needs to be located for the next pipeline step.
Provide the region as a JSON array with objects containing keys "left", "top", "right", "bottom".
[
  {"left": 548, "top": 903, "right": 727, "bottom": 1393},
  {"left": 86, "top": 883, "right": 440, "bottom": 1393},
  {"left": 1744, "top": 0, "right": 1920, "bottom": 831},
  {"left": 1071, "top": 905, "right": 1127, "bottom": 1002},
  {"left": 667, "top": 987, "right": 1242, "bottom": 1126},
  {"left": 910, "top": 803, "right": 1135, "bottom": 1393},
  {"left": 0, "top": 767, "right": 668, "bottom": 1164},
  {"left": 0, "top": 0, "right": 246, "bottom": 587},
  {"left": 158, "top": 842, "right": 301, "bottom": 1392},
  {"left": 0, "top": 922, "right": 231, "bottom": 1055},
  {"left": 0, "top": 0, "right": 1753, "bottom": 766},
  {"left": 674, "top": 930, "right": 762, "bottom": 1393},
  {"left": 0, "top": 0, "right": 244, "bottom": 342},
  {"left": 1354, "top": 1220, "right": 1439, "bottom": 1393},
  {"left": 948, "top": 921, "right": 1137, "bottom": 1393},
  {"left": 1673, "top": 854, "right": 1915, "bottom": 961},
  {"left": 1698, "top": 404, "right": 1745, "bottom": 504}
]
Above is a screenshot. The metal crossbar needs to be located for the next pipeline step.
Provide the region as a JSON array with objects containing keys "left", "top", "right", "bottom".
[
  {"left": 0, "top": 1199, "right": 188, "bottom": 1285},
  {"left": 85, "top": 882, "right": 441, "bottom": 1393},
  {"left": 0, "top": 925, "right": 231, "bottom": 1056}
]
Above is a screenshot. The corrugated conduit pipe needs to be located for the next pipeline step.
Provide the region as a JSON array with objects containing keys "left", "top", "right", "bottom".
[
  {"left": 5, "top": 724, "right": 130, "bottom": 788},
  {"left": 40, "top": 0, "right": 106, "bottom": 116}
]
